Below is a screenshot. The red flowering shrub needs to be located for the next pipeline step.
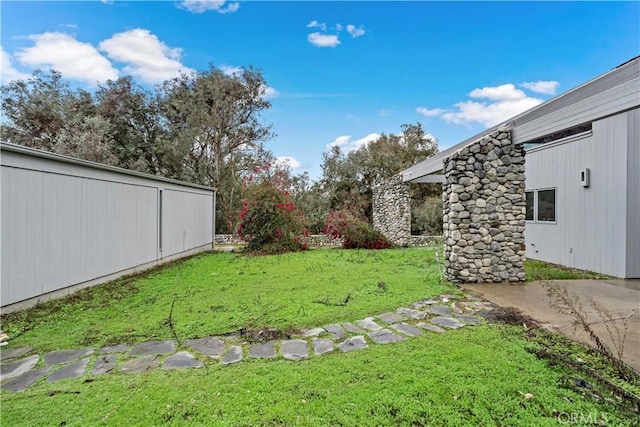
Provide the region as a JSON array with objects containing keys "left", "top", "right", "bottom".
[
  {"left": 237, "top": 165, "right": 309, "bottom": 254},
  {"left": 323, "top": 208, "right": 393, "bottom": 250}
]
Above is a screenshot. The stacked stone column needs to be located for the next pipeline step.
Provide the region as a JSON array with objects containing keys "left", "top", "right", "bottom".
[
  {"left": 442, "top": 127, "right": 526, "bottom": 283},
  {"left": 372, "top": 174, "right": 411, "bottom": 247}
]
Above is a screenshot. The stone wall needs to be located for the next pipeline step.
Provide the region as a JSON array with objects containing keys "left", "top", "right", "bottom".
[
  {"left": 372, "top": 174, "right": 411, "bottom": 246},
  {"left": 214, "top": 234, "right": 441, "bottom": 248},
  {"left": 442, "top": 126, "right": 526, "bottom": 283},
  {"left": 214, "top": 234, "right": 343, "bottom": 247}
]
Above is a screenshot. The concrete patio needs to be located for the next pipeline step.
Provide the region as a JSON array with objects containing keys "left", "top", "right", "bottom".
[{"left": 462, "top": 279, "right": 640, "bottom": 373}]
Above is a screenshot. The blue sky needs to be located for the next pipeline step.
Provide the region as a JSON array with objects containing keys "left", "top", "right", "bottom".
[{"left": 2, "top": 1, "right": 638, "bottom": 180}]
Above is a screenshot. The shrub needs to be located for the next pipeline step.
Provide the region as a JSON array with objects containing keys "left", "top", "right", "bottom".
[
  {"left": 323, "top": 208, "right": 393, "bottom": 250},
  {"left": 237, "top": 165, "right": 309, "bottom": 255}
]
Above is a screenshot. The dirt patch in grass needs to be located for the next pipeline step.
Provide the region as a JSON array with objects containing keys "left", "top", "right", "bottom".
[{"left": 480, "top": 306, "right": 541, "bottom": 329}]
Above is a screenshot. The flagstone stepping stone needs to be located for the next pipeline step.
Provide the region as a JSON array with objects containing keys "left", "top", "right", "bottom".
[
  {"left": 44, "top": 348, "right": 94, "bottom": 365},
  {"left": 337, "top": 336, "right": 368, "bottom": 353},
  {"left": 357, "top": 317, "right": 382, "bottom": 331},
  {"left": 300, "top": 328, "right": 325, "bottom": 337},
  {"left": 129, "top": 340, "right": 176, "bottom": 356},
  {"left": 282, "top": 340, "right": 308, "bottom": 361},
  {"left": 416, "top": 323, "right": 446, "bottom": 334},
  {"left": 93, "top": 355, "right": 117, "bottom": 375},
  {"left": 249, "top": 341, "right": 276, "bottom": 359},
  {"left": 163, "top": 351, "right": 204, "bottom": 370},
  {"left": 422, "top": 299, "right": 439, "bottom": 305},
  {"left": 456, "top": 315, "right": 482, "bottom": 325},
  {"left": 0, "top": 355, "right": 39, "bottom": 380},
  {"left": 368, "top": 329, "right": 405, "bottom": 344},
  {"left": 324, "top": 325, "right": 346, "bottom": 340},
  {"left": 48, "top": 357, "right": 90, "bottom": 382},
  {"left": 427, "top": 305, "right": 452, "bottom": 316},
  {"left": 121, "top": 356, "right": 160, "bottom": 374},
  {"left": 451, "top": 303, "right": 464, "bottom": 315},
  {"left": 390, "top": 323, "right": 423, "bottom": 337},
  {"left": 312, "top": 338, "right": 334, "bottom": 355},
  {"left": 342, "top": 322, "right": 365, "bottom": 334},
  {"left": 397, "top": 307, "right": 427, "bottom": 319},
  {"left": 100, "top": 344, "right": 131, "bottom": 354},
  {"left": 1, "top": 367, "right": 52, "bottom": 392},
  {"left": 431, "top": 317, "right": 465, "bottom": 329},
  {"left": 1, "top": 347, "right": 33, "bottom": 362},
  {"left": 410, "top": 302, "right": 426, "bottom": 310},
  {"left": 377, "top": 312, "right": 406, "bottom": 324},
  {"left": 184, "top": 337, "right": 225, "bottom": 359},
  {"left": 222, "top": 346, "right": 243, "bottom": 365}
]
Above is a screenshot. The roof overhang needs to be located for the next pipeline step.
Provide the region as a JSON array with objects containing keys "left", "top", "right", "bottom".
[{"left": 403, "top": 56, "right": 640, "bottom": 183}]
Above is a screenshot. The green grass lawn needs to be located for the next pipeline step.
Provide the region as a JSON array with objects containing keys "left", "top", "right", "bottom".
[
  {"left": 2, "top": 326, "right": 635, "bottom": 426},
  {"left": 525, "top": 259, "right": 613, "bottom": 281},
  {"left": 1, "top": 247, "right": 637, "bottom": 426},
  {"left": 1, "top": 248, "right": 449, "bottom": 352}
]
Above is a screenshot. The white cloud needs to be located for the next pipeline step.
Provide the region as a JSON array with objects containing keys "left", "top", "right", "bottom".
[
  {"left": 520, "top": 80, "right": 559, "bottom": 95},
  {"left": 307, "top": 20, "right": 327, "bottom": 31},
  {"left": 263, "top": 85, "right": 279, "bottom": 99},
  {"left": 275, "top": 156, "right": 301, "bottom": 170},
  {"left": 1, "top": 47, "right": 30, "bottom": 83},
  {"left": 99, "top": 29, "right": 194, "bottom": 84},
  {"left": 346, "top": 24, "right": 365, "bottom": 38},
  {"left": 417, "top": 82, "right": 551, "bottom": 128},
  {"left": 179, "top": 0, "right": 239, "bottom": 14},
  {"left": 308, "top": 32, "right": 340, "bottom": 48},
  {"left": 15, "top": 32, "right": 118, "bottom": 85},
  {"left": 335, "top": 23, "right": 344, "bottom": 31},
  {"left": 416, "top": 107, "right": 447, "bottom": 117},
  {"left": 441, "top": 97, "right": 543, "bottom": 127},
  {"left": 327, "top": 133, "right": 380, "bottom": 152},
  {"left": 220, "top": 64, "right": 242, "bottom": 76},
  {"left": 469, "top": 83, "right": 526, "bottom": 101}
]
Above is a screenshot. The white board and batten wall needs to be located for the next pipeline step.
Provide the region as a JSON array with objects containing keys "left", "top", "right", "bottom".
[
  {"left": 525, "top": 108, "right": 639, "bottom": 278},
  {"left": 1, "top": 143, "right": 216, "bottom": 312}
]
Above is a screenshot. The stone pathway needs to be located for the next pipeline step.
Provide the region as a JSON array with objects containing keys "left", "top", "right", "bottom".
[{"left": 0, "top": 293, "right": 496, "bottom": 392}]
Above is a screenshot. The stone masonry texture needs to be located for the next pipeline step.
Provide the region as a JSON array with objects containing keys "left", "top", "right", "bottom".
[
  {"left": 372, "top": 174, "right": 411, "bottom": 247},
  {"left": 442, "top": 126, "right": 526, "bottom": 283}
]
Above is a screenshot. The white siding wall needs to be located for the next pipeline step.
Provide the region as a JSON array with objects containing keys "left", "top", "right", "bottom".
[
  {"left": 162, "top": 189, "right": 214, "bottom": 257},
  {"left": 1, "top": 147, "right": 214, "bottom": 308},
  {"left": 627, "top": 109, "right": 640, "bottom": 278},
  {"left": 525, "top": 112, "right": 631, "bottom": 277}
]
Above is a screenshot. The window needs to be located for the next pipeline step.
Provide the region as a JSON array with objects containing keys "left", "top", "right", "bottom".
[
  {"left": 523, "top": 122, "right": 592, "bottom": 150},
  {"left": 526, "top": 188, "right": 556, "bottom": 223},
  {"left": 525, "top": 191, "right": 534, "bottom": 221},
  {"left": 537, "top": 189, "right": 556, "bottom": 222}
]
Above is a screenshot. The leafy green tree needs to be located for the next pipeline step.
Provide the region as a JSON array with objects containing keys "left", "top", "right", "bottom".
[
  {"left": 161, "top": 66, "right": 274, "bottom": 232},
  {"left": 319, "top": 123, "right": 439, "bottom": 224},
  {"left": 1, "top": 69, "right": 73, "bottom": 150},
  {"left": 94, "top": 76, "right": 168, "bottom": 174}
]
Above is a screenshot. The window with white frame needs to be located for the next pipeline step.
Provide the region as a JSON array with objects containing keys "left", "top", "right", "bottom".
[{"left": 525, "top": 188, "right": 556, "bottom": 223}]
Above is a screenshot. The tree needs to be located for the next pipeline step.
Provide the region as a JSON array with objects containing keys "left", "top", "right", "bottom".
[
  {"left": 1, "top": 69, "right": 72, "bottom": 150},
  {"left": 94, "top": 76, "right": 167, "bottom": 174},
  {"left": 161, "top": 66, "right": 274, "bottom": 232},
  {"left": 318, "top": 123, "right": 439, "bottom": 223},
  {"left": 1, "top": 69, "right": 121, "bottom": 165}
]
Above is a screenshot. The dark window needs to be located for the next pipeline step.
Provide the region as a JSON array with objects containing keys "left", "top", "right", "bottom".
[
  {"left": 537, "top": 189, "right": 556, "bottom": 222},
  {"left": 524, "top": 122, "right": 592, "bottom": 149},
  {"left": 525, "top": 191, "right": 534, "bottom": 221}
]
